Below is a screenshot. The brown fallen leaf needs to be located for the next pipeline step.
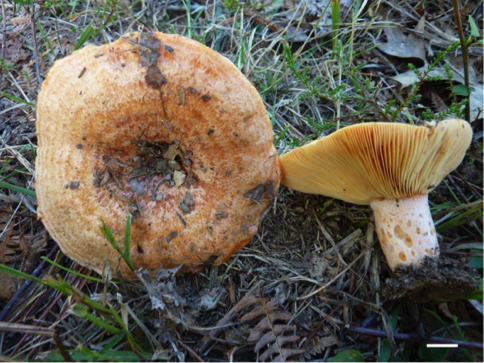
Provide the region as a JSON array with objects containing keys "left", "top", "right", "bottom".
[
  {"left": 0, "top": 271, "right": 18, "bottom": 303},
  {"left": 390, "top": 56, "right": 483, "bottom": 121},
  {"left": 378, "top": 16, "right": 427, "bottom": 67}
]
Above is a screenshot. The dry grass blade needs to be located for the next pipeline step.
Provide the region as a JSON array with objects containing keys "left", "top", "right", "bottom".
[
  {"left": 0, "top": 0, "right": 6, "bottom": 93},
  {"left": 299, "top": 240, "right": 378, "bottom": 300},
  {"left": 0, "top": 322, "right": 55, "bottom": 336},
  {"left": 0, "top": 322, "right": 72, "bottom": 361},
  {"left": 0, "top": 0, "right": 482, "bottom": 362}
]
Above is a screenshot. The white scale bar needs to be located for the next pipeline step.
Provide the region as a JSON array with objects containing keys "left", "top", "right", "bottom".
[{"left": 426, "top": 344, "right": 458, "bottom": 348}]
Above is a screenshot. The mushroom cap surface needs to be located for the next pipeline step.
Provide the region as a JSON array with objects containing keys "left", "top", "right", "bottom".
[
  {"left": 280, "top": 120, "right": 472, "bottom": 205},
  {"left": 36, "top": 32, "right": 280, "bottom": 279}
]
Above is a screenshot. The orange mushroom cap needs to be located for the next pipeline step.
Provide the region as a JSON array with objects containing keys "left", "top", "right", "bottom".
[
  {"left": 280, "top": 120, "right": 472, "bottom": 270},
  {"left": 36, "top": 32, "right": 280, "bottom": 279}
]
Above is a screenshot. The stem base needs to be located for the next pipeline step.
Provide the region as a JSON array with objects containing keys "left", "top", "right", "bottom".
[{"left": 371, "top": 195, "right": 439, "bottom": 271}]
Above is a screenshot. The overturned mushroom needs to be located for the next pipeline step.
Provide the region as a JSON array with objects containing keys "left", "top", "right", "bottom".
[
  {"left": 36, "top": 32, "right": 280, "bottom": 279},
  {"left": 280, "top": 120, "right": 472, "bottom": 271}
]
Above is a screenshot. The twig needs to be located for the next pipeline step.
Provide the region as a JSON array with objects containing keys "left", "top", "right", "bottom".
[
  {"left": 347, "top": 69, "right": 392, "bottom": 122},
  {"left": 298, "top": 240, "right": 378, "bottom": 300},
  {"left": 53, "top": 332, "right": 73, "bottom": 362},
  {"left": 302, "top": 305, "right": 343, "bottom": 351},
  {"left": 0, "top": 0, "right": 6, "bottom": 97},
  {"left": 120, "top": 11, "right": 151, "bottom": 32},
  {"left": 201, "top": 281, "right": 261, "bottom": 353},
  {"left": 19, "top": 271, "right": 89, "bottom": 359},
  {"left": 243, "top": 8, "right": 284, "bottom": 33},
  {"left": 30, "top": 11, "right": 42, "bottom": 87},
  {"left": 176, "top": 330, "right": 205, "bottom": 362},
  {"left": 0, "top": 209, "right": 38, "bottom": 219},
  {"left": 0, "top": 246, "right": 59, "bottom": 321},
  {"left": 447, "top": 174, "right": 483, "bottom": 227},
  {"left": 452, "top": 171, "right": 483, "bottom": 197},
  {"left": 452, "top": 0, "right": 471, "bottom": 122},
  {"left": 443, "top": 251, "right": 483, "bottom": 257},
  {"left": 0, "top": 323, "right": 72, "bottom": 361},
  {"left": 312, "top": 210, "right": 347, "bottom": 266},
  {"left": 0, "top": 322, "right": 56, "bottom": 336},
  {"left": 0, "top": 222, "right": 14, "bottom": 262},
  {"left": 27, "top": 272, "right": 91, "bottom": 360},
  {"left": 348, "top": 326, "right": 483, "bottom": 351}
]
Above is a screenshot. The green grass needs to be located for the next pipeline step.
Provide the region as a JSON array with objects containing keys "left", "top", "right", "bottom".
[
  {"left": 0, "top": 0, "right": 482, "bottom": 362},
  {"left": 0, "top": 216, "right": 148, "bottom": 361}
]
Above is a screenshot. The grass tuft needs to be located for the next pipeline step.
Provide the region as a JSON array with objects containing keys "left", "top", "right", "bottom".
[{"left": 0, "top": 0, "right": 482, "bottom": 361}]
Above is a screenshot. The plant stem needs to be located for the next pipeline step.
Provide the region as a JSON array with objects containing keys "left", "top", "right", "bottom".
[
  {"left": 53, "top": 332, "right": 73, "bottom": 362},
  {"left": 348, "top": 326, "right": 483, "bottom": 351},
  {"left": 31, "top": 10, "right": 42, "bottom": 87},
  {"left": 0, "top": 246, "right": 59, "bottom": 322},
  {"left": 452, "top": 0, "right": 471, "bottom": 122},
  {"left": 0, "top": 0, "right": 6, "bottom": 100}
]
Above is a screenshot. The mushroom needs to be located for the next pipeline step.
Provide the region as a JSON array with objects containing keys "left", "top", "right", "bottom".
[
  {"left": 280, "top": 120, "right": 472, "bottom": 271},
  {"left": 36, "top": 32, "right": 280, "bottom": 279}
]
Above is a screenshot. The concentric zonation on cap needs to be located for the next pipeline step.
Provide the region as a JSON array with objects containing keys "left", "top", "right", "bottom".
[{"left": 36, "top": 32, "right": 281, "bottom": 279}]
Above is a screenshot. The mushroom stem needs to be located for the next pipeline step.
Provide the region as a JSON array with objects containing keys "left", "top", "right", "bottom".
[{"left": 370, "top": 195, "right": 439, "bottom": 271}]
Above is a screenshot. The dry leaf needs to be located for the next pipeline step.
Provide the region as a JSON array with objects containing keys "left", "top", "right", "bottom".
[
  {"left": 282, "top": 0, "right": 354, "bottom": 42},
  {"left": 238, "top": 296, "right": 304, "bottom": 362},
  {"left": 309, "top": 254, "right": 328, "bottom": 279},
  {"left": 391, "top": 58, "right": 483, "bottom": 120},
  {"left": 5, "top": 36, "right": 29, "bottom": 64},
  {"left": 438, "top": 302, "right": 454, "bottom": 319},
  {"left": 430, "top": 91, "right": 449, "bottom": 112},
  {"left": 0, "top": 272, "right": 18, "bottom": 302},
  {"left": 468, "top": 299, "right": 483, "bottom": 316},
  {"left": 378, "top": 25, "right": 427, "bottom": 66}
]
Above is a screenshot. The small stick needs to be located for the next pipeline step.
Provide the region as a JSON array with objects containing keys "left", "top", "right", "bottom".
[
  {"left": 53, "top": 332, "right": 73, "bottom": 362},
  {"left": 0, "top": 209, "right": 38, "bottom": 218},
  {"left": 452, "top": 171, "right": 483, "bottom": 198},
  {"left": 176, "top": 330, "right": 205, "bottom": 362},
  {"left": 243, "top": 8, "right": 283, "bottom": 32},
  {"left": 0, "top": 323, "right": 72, "bottom": 361},
  {"left": 348, "top": 325, "right": 483, "bottom": 351},
  {"left": 15, "top": 271, "right": 87, "bottom": 358},
  {"left": 298, "top": 240, "right": 378, "bottom": 300},
  {"left": 0, "top": 246, "right": 59, "bottom": 321},
  {"left": 30, "top": 11, "right": 42, "bottom": 87},
  {"left": 201, "top": 281, "right": 261, "bottom": 353},
  {"left": 0, "top": 0, "right": 6, "bottom": 97},
  {"left": 0, "top": 222, "right": 14, "bottom": 261},
  {"left": 452, "top": 0, "right": 471, "bottom": 122},
  {"left": 447, "top": 174, "right": 483, "bottom": 227}
]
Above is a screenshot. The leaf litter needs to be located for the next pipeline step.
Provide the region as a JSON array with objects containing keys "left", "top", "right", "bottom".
[
  {"left": 391, "top": 55, "right": 484, "bottom": 120},
  {"left": 0, "top": 0, "right": 482, "bottom": 362}
]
